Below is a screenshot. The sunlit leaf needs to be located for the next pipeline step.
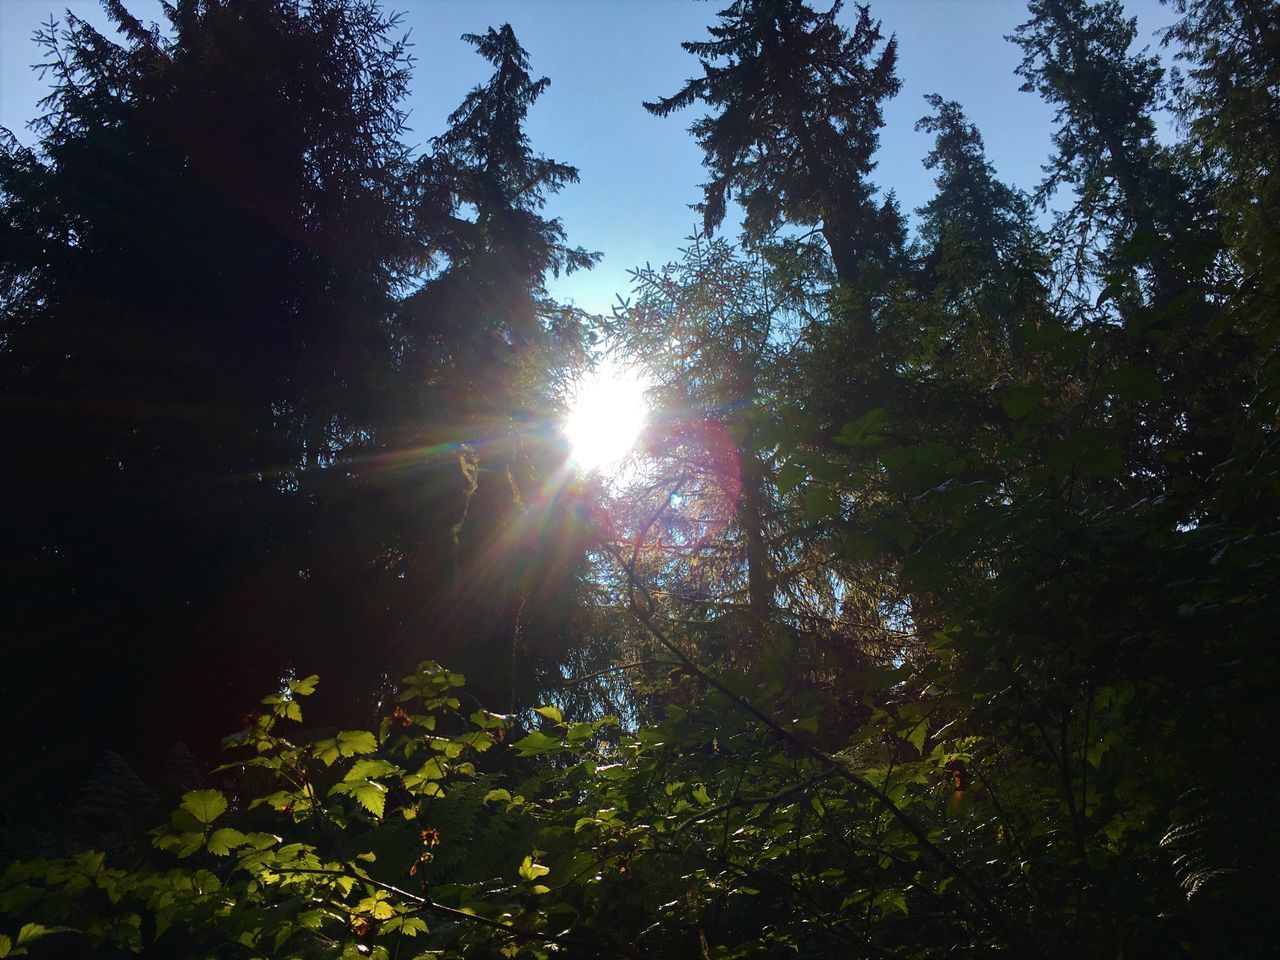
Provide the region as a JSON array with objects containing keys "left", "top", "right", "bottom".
[{"left": 180, "top": 790, "right": 228, "bottom": 825}]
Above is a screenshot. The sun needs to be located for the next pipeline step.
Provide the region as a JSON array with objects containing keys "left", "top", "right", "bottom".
[{"left": 563, "top": 357, "right": 650, "bottom": 473}]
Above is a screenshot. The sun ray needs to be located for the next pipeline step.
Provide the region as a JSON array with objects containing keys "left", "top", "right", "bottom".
[{"left": 563, "top": 358, "right": 650, "bottom": 473}]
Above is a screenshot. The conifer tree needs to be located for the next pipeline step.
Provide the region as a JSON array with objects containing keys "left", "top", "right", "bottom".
[
  {"left": 613, "top": 238, "right": 786, "bottom": 642},
  {"left": 1012, "top": 0, "right": 1202, "bottom": 306},
  {"left": 1011, "top": 0, "right": 1244, "bottom": 492},
  {"left": 393, "top": 24, "right": 598, "bottom": 709},
  {"left": 645, "top": 0, "right": 902, "bottom": 356},
  {"left": 0, "top": 0, "right": 426, "bottom": 775}
]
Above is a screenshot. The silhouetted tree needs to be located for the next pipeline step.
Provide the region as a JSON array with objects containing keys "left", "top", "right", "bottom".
[
  {"left": 390, "top": 23, "right": 599, "bottom": 710},
  {"left": 646, "top": 0, "right": 903, "bottom": 359},
  {"left": 0, "top": 3, "right": 596, "bottom": 785}
]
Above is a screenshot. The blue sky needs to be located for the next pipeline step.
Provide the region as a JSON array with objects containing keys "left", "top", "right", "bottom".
[{"left": 0, "top": 0, "right": 1178, "bottom": 315}]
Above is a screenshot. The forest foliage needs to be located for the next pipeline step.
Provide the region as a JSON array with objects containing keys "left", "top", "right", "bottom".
[{"left": 1, "top": 0, "right": 1277, "bottom": 958}]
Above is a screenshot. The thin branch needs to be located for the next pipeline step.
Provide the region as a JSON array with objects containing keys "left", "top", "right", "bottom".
[{"left": 555, "top": 658, "right": 673, "bottom": 688}]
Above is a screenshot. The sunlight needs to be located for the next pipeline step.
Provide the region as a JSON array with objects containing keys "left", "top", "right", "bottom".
[{"left": 563, "top": 357, "right": 650, "bottom": 473}]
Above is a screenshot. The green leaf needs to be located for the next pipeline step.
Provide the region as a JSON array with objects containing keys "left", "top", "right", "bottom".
[
  {"left": 16, "top": 925, "right": 48, "bottom": 948},
  {"left": 336, "top": 730, "right": 378, "bottom": 757},
  {"left": 180, "top": 789, "right": 228, "bottom": 825},
  {"left": 0, "top": 935, "right": 10, "bottom": 959},
  {"left": 344, "top": 758, "right": 400, "bottom": 782},
  {"left": 207, "top": 828, "right": 247, "bottom": 856},
  {"left": 906, "top": 718, "right": 928, "bottom": 756},
  {"left": 387, "top": 916, "right": 428, "bottom": 936},
  {"left": 519, "top": 856, "right": 550, "bottom": 881},
  {"left": 404, "top": 757, "right": 447, "bottom": 791},
  {"left": 289, "top": 674, "right": 319, "bottom": 696},
  {"left": 835, "top": 408, "right": 887, "bottom": 448},
  {"left": 349, "top": 781, "right": 387, "bottom": 818},
  {"left": 513, "top": 731, "right": 562, "bottom": 756},
  {"left": 533, "top": 704, "right": 563, "bottom": 723},
  {"left": 804, "top": 486, "right": 842, "bottom": 523},
  {"left": 454, "top": 730, "right": 495, "bottom": 752},
  {"left": 776, "top": 460, "right": 805, "bottom": 494},
  {"left": 485, "top": 788, "right": 513, "bottom": 804}
]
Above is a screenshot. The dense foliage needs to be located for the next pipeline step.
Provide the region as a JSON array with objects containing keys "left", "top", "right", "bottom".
[{"left": 1, "top": 0, "right": 1276, "bottom": 958}]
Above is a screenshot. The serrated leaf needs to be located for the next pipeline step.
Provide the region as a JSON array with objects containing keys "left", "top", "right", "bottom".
[
  {"left": 906, "top": 718, "right": 928, "bottom": 756},
  {"left": 533, "top": 705, "right": 563, "bottom": 723},
  {"left": 349, "top": 781, "right": 387, "bottom": 818},
  {"left": 207, "top": 828, "right": 247, "bottom": 856},
  {"left": 344, "top": 758, "right": 400, "bottom": 782},
  {"left": 390, "top": 916, "right": 428, "bottom": 936},
  {"left": 355, "top": 894, "right": 396, "bottom": 920},
  {"left": 312, "top": 740, "right": 341, "bottom": 766},
  {"left": 470, "top": 710, "right": 508, "bottom": 729},
  {"left": 417, "top": 757, "right": 446, "bottom": 781},
  {"left": 181, "top": 789, "right": 227, "bottom": 825},
  {"left": 835, "top": 408, "right": 887, "bottom": 447},
  {"left": 804, "top": 486, "right": 841, "bottom": 523},
  {"left": 485, "top": 788, "right": 512, "bottom": 804},
  {"left": 289, "top": 674, "right": 319, "bottom": 696},
  {"left": 454, "top": 731, "right": 494, "bottom": 752},
  {"left": 776, "top": 459, "right": 805, "bottom": 495},
  {"left": 16, "top": 925, "right": 48, "bottom": 947},
  {"left": 336, "top": 730, "right": 378, "bottom": 757},
  {"left": 242, "top": 831, "right": 281, "bottom": 850}
]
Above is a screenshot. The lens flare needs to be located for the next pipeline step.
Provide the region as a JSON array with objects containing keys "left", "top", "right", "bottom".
[{"left": 563, "top": 358, "right": 650, "bottom": 472}]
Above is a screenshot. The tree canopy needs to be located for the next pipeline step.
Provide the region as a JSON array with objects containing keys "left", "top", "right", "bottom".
[{"left": 1, "top": 1, "right": 1276, "bottom": 958}]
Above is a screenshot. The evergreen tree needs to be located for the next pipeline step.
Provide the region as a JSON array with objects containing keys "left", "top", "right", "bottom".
[
  {"left": 645, "top": 0, "right": 903, "bottom": 356},
  {"left": 1012, "top": 0, "right": 1244, "bottom": 492},
  {"left": 392, "top": 23, "right": 599, "bottom": 710},
  {"left": 0, "top": 5, "right": 598, "bottom": 783},
  {"left": 0, "top": 0, "right": 428, "bottom": 780},
  {"left": 1166, "top": 0, "right": 1280, "bottom": 315},
  {"left": 612, "top": 238, "right": 786, "bottom": 647}
]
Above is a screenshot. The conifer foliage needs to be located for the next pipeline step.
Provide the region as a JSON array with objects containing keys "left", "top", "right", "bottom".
[{"left": 1, "top": 1, "right": 1276, "bottom": 959}]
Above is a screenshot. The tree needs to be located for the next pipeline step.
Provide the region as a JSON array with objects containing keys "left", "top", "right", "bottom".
[
  {"left": 0, "top": 0, "right": 430, "bottom": 780},
  {"left": 645, "top": 0, "right": 904, "bottom": 358},
  {"left": 613, "top": 238, "right": 785, "bottom": 635},
  {"left": 0, "top": 5, "right": 598, "bottom": 785},
  {"left": 1011, "top": 0, "right": 1252, "bottom": 493},
  {"left": 391, "top": 23, "right": 599, "bottom": 711},
  {"left": 1166, "top": 0, "right": 1279, "bottom": 322},
  {"left": 2, "top": 2, "right": 1278, "bottom": 958}
]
